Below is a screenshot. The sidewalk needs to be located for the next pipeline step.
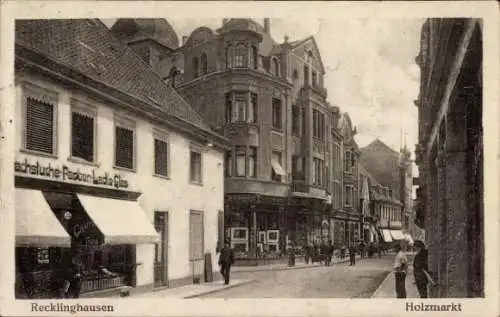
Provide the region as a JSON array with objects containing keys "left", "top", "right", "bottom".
[
  {"left": 233, "top": 255, "right": 362, "bottom": 273},
  {"left": 371, "top": 259, "right": 420, "bottom": 298},
  {"left": 134, "top": 279, "right": 255, "bottom": 299}
]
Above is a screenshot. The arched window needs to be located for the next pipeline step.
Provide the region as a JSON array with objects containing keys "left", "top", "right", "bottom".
[
  {"left": 271, "top": 57, "right": 280, "bottom": 76},
  {"left": 192, "top": 56, "right": 199, "bottom": 78},
  {"left": 200, "top": 53, "right": 208, "bottom": 75},
  {"left": 226, "top": 43, "right": 247, "bottom": 69}
]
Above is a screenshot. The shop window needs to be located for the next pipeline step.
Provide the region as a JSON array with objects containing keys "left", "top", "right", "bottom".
[
  {"left": 154, "top": 136, "right": 170, "bottom": 177},
  {"left": 25, "top": 97, "right": 56, "bottom": 155},
  {"left": 272, "top": 98, "right": 282, "bottom": 131},
  {"left": 189, "top": 210, "right": 204, "bottom": 261},
  {"left": 189, "top": 149, "right": 203, "bottom": 184},
  {"left": 292, "top": 104, "right": 300, "bottom": 135},
  {"left": 248, "top": 147, "right": 257, "bottom": 178},
  {"left": 71, "top": 106, "right": 95, "bottom": 162},
  {"left": 114, "top": 119, "right": 135, "bottom": 170},
  {"left": 235, "top": 146, "right": 246, "bottom": 177},
  {"left": 200, "top": 53, "right": 208, "bottom": 75},
  {"left": 192, "top": 56, "right": 199, "bottom": 78},
  {"left": 225, "top": 150, "right": 233, "bottom": 177}
]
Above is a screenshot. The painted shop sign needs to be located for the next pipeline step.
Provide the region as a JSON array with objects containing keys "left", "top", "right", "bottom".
[{"left": 14, "top": 159, "right": 129, "bottom": 189}]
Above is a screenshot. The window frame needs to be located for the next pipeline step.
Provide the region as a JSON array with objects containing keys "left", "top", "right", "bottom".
[
  {"left": 189, "top": 145, "right": 203, "bottom": 185},
  {"left": 153, "top": 129, "right": 171, "bottom": 179},
  {"left": 70, "top": 99, "right": 97, "bottom": 164},
  {"left": 271, "top": 98, "right": 282, "bottom": 131},
  {"left": 200, "top": 52, "right": 208, "bottom": 75},
  {"left": 248, "top": 146, "right": 257, "bottom": 178},
  {"left": 21, "top": 82, "right": 59, "bottom": 157},
  {"left": 235, "top": 146, "right": 247, "bottom": 177},
  {"left": 113, "top": 115, "right": 136, "bottom": 171}
]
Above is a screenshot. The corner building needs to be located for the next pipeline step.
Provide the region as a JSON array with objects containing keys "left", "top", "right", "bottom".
[
  {"left": 14, "top": 19, "right": 229, "bottom": 298},
  {"left": 414, "top": 18, "right": 483, "bottom": 297}
]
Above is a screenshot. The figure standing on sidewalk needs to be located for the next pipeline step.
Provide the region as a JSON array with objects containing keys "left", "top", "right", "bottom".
[
  {"left": 412, "top": 240, "right": 429, "bottom": 298},
  {"left": 218, "top": 239, "right": 234, "bottom": 285},
  {"left": 324, "top": 240, "right": 333, "bottom": 266},
  {"left": 393, "top": 244, "right": 408, "bottom": 298},
  {"left": 348, "top": 244, "right": 357, "bottom": 266}
]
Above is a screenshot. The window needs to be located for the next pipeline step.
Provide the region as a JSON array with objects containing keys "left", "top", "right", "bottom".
[
  {"left": 248, "top": 147, "right": 256, "bottom": 178},
  {"left": 235, "top": 146, "right": 246, "bottom": 177},
  {"left": 344, "top": 150, "right": 352, "bottom": 172},
  {"left": 114, "top": 120, "right": 135, "bottom": 170},
  {"left": 313, "top": 109, "right": 325, "bottom": 139},
  {"left": 217, "top": 211, "right": 224, "bottom": 251},
  {"left": 293, "top": 69, "right": 299, "bottom": 80},
  {"left": 200, "top": 53, "right": 208, "bottom": 75},
  {"left": 71, "top": 107, "right": 95, "bottom": 162},
  {"left": 301, "top": 107, "right": 306, "bottom": 135},
  {"left": 250, "top": 46, "right": 258, "bottom": 69},
  {"left": 225, "top": 150, "right": 233, "bottom": 177},
  {"left": 303, "top": 65, "right": 309, "bottom": 86},
  {"left": 272, "top": 98, "right": 282, "bottom": 130},
  {"left": 271, "top": 58, "right": 280, "bottom": 76},
  {"left": 154, "top": 136, "right": 169, "bottom": 177},
  {"left": 292, "top": 105, "right": 300, "bottom": 135},
  {"left": 192, "top": 56, "right": 199, "bottom": 78},
  {"left": 271, "top": 151, "right": 283, "bottom": 182},
  {"left": 312, "top": 71, "right": 317, "bottom": 87},
  {"left": 227, "top": 43, "right": 247, "bottom": 68},
  {"left": 292, "top": 155, "right": 304, "bottom": 180},
  {"left": 189, "top": 210, "right": 204, "bottom": 261},
  {"left": 25, "top": 97, "right": 56, "bottom": 154},
  {"left": 345, "top": 185, "right": 353, "bottom": 207},
  {"left": 225, "top": 92, "right": 257, "bottom": 123},
  {"left": 190, "top": 150, "right": 203, "bottom": 183},
  {"left": 313, "top": 158, "right": 323, "bottom": 186}
]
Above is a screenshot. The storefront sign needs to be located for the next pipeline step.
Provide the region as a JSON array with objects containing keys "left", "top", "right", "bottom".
[{"left": 14, "top": 159, "right": 129, "bottom": 189}]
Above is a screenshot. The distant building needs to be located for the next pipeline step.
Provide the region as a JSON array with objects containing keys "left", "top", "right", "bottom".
[
  {"left": 14, "top": 19, "right": 229, "bottom": 298},
  {"left": 112, "top": 18, "right": 345, "bottom": 260},
  {"left": 414, "top": 18, "right": 483, "bottom": 297}
]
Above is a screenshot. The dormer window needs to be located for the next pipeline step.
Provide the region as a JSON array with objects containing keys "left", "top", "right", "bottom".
[
  {"left": 271, "top": 57, "right": 280, "bottom": 77},
  {"left": 227, "top": 43, "right": 247, "bottom": 69}
]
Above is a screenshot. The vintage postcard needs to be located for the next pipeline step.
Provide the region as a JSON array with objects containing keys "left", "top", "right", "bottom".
[{"left": 0, "top": 1, "right": 498, "bottom": 316}]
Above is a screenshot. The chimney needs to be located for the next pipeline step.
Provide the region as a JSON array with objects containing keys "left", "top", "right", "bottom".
[
  {"left": 284, "top": 35, "right": 289, "bottom": 43},
  {"left": 222, "top": 18, "right": 229, "bottom": 26},
  {"left": 182, "top": 36, "right": 188, "bottom": 45},
  {"left": 264, "top": 18, "right": 270, "bottom": 34}
]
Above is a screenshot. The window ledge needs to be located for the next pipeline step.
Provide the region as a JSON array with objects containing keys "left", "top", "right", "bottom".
[
  {"left": 113, "top": 165, "right": 136, "bottom": 173},
  {"left": 20, "top": 148, "right": 58, "bottom": 159},
  {"left": 153, "top": 173, "right": 171, "bottom": 181},
  {"left": 189, "top": 180, "right": 204, "bottom": 187},
  {"left": 68, "top": 156, "right": 100, "bottom": 167},
  {"left": 271, "top": 129, "right": 283, "bottom": 134}
]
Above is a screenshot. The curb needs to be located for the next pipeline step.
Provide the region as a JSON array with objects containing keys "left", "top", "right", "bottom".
[
  {"left": 233, "top": 256, "right": 363, "bottom": 273},
  {"left": 370, "top": 271, "right": 393, "bottom": 298},
  {"left": 183, "top": 279, "right": 258, "bottom": 299}
]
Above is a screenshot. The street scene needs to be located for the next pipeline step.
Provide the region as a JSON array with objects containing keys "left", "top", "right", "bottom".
[{"left": 4, "top": 14, "right": 483, "bottom": 301}]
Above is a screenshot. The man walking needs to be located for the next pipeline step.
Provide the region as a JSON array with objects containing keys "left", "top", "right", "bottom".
[
  {"left": 393, "top": 244, "right": 408, "bottom": 298},
  {"left": 324, "top": 240, "right": 333, "bottom": 266},
  {"left": 413, "top": 240, "right": 429, "bottom": 298},
  {"left": 218, "top": 239, "right": 235, "bottom": 285}
]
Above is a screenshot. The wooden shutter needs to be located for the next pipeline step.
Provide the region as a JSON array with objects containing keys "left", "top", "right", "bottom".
[
  {"left": 115, "top": 126, "right": 134, "bottom": 169},
  {"left": 71, "top": 112, "right": 94, "bottom": 161},
  {"left": 189, "top": 211, "right": 204, "bottom": 260},
  {"left": 154, "top": 139, "right": 169, "bottom": 176},
  {"left": 26, "top": 98, "right": 54, "bottom": 154}
]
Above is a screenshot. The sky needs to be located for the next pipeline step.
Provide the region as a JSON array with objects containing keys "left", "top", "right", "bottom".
[{"left": 103, "top": 18, "right": 423, "bottom": 164}]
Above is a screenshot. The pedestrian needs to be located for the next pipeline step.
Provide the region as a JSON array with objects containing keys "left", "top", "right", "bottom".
[
  {"left": 412, "top": 240, "right": 429, "bottom": 298},
  {"left": 348, "top": 244, "right": 357, "bottom": 266},
  {"left": 359, "top": 241, "right": 365, "bottom": 259},
  {"left": 324, "top": 240, "right": 333, "bottom": 266},
  {"left": 320, "top": 241, "right": 327, "bottom": 266},
  {"left": 378, "top": 243, "right": 382, "bottom": 258},
  {"left": 218, "top": 239, "right": 235, "bottom": 285},
  {"left": 63, "top": 258, "right": 83, "bottom": 299},
  {"left": 393, "top": 244, "right": 408, "bottom": 298}
]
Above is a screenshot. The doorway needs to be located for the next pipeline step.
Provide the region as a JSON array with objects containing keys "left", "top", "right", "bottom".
[{"left": 154, "top": 211, "right": 168, "bottom": 287}]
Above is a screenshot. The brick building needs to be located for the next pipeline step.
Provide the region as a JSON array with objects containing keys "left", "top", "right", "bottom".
[
  {"left": 414, "top": 18, "right": 483, "bottom": 297},
  {"left": 111, "top": 18, "right": 356, "bottom": 261}
]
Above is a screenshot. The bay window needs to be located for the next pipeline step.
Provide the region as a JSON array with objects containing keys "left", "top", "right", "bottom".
[
  {"left": 235, "top": 146, "right": 246, "bottom": 177},
  {"left": 225, "top": 91, "right": 257, "bottom": 124}
]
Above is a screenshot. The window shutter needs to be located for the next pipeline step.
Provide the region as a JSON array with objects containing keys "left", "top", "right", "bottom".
[
  {"left": 71, "top": 112, "right": 94, "bottom": 161},
  {"left": 154, "top": 139, "right": 169, "bottom": 176},
  {"left": 26, "top": 98, "right": 54, "bottom": 154},
  {"left": 115, "top": 126, "right": 134, "bottom": 169}
]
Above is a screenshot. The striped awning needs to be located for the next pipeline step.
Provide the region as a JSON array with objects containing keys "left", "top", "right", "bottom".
[{"left": 380, "top": 229, "right": 393, "bottom": 242}]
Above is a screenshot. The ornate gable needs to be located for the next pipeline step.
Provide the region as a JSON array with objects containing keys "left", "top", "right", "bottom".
[{"left": 290, "top": 36, "right": 325, "bottom": 74}]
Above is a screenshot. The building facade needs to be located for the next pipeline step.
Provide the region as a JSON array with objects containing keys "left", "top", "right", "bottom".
[
  {"left": 111, "top": 18, "right": 340, "bottom": 260},
  {"left": 14, "top": 19, "right": 229, "bottom": 298},
  {"left": 414, "top": 18, "right": 483, "bottom": 297}
]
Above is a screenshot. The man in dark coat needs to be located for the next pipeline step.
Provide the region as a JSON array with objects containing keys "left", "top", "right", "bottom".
[
  {"left": 324, "top": 240, "right": 334, "bottom": 266},
  {"left": 218, "top": 239, "right": 235, "bottom": 285},
  {"left": 413, "top": 240, "right": 429, "bottom": 298},
  {"left": 348, "top": 244, "right": 357, "bottom": 266}
]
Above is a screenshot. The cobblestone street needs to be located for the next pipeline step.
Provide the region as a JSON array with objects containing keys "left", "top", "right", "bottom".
[{"left": 201, "top": 257, "right": 393, "bottom": 298}]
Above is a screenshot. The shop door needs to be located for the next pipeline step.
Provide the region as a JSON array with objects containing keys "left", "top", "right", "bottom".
[{"left": 154, "top": 211, "right": 168, "bottom": 287}]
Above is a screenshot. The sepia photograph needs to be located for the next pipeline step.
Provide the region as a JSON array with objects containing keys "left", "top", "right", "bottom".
[{"left": 0, "top": 1, "right": 498, "bottom": 316}]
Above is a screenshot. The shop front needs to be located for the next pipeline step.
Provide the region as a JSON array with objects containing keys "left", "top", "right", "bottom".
[{"left": 14, "top": 160, "right": 159, "bottom": 299}]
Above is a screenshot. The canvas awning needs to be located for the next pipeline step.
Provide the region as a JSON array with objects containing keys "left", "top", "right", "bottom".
[
  {"left": 16, "top": 189, "right": 71, "bottom": 247},
  {"left": 404, "top": 233, "right": 414, "bottom": 245},
  {"left": 390, "top": 230, "right": 405, "bottom": 241},
  {"left": 76, "top": 194, "right": 160, "bottom": 245},
  {"left": 271, "top": 158, "right": 286, "bottom": 176},
  {"left": 380, "top": 229, "right": 393, "bottom": 242}
]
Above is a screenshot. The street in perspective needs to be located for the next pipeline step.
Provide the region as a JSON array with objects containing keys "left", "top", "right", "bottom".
[{"left": 5, "top": 15, "right": 482, "bottom": 301}]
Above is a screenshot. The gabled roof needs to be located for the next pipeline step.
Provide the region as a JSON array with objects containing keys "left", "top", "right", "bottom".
[
  {"left": 360, "top": 139, "right": 401, "bottom": 195},
  {"left": 289, "top": 36, "right": 325, "bottom": 74},
  {"left": 15, "top": 19, "right": 210, "bottom": 132}
]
